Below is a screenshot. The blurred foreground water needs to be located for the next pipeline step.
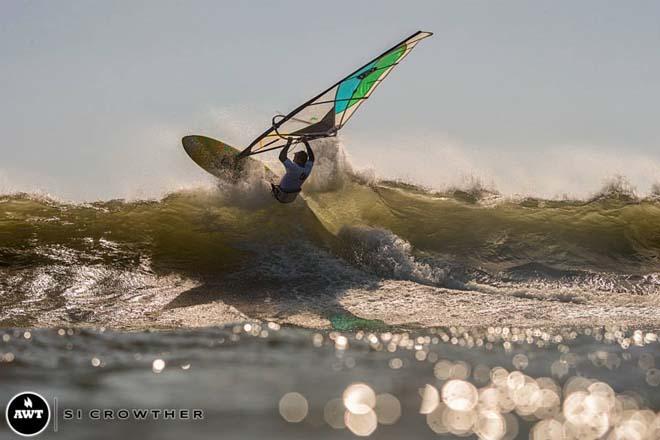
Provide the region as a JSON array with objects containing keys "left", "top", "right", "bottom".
[{"left": 0, "top": 324, "right": 659, "bottom": 439}]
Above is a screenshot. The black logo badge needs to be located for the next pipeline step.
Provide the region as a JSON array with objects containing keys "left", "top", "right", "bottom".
[{"left": 5, "top": 392, "right": 50, "bottom": 437}]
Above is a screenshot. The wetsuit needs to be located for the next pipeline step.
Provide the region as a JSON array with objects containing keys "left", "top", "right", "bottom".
[{"left": 271, "top": 139, "right": 314, "bottom": 203}]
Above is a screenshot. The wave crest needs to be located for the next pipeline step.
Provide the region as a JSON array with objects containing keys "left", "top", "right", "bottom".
[{"left": 336, "top": 226, "right": 447, "bottom": 286}]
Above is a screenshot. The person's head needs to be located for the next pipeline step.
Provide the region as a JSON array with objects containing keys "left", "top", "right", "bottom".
[{"left": 293, "top": 150, "right": 308, "bottom": 166}]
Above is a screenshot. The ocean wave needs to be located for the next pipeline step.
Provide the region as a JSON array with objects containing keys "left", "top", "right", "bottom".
[
  {"left": 377, "top": 174, "right": 660, "bottom": 206},
  {"left": 1, "top": 171, "right": 659, "bottom": 277},
  {"left": 1, "top": 141, "right": 659, "bottom": 327},
  {"left": 336, "top": 226, "right": 448, "bottom": 286}
]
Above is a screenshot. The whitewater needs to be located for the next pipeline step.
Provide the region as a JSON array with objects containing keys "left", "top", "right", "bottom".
[{"left": 1, "top": 138, "right": 658, "bottom": 330}]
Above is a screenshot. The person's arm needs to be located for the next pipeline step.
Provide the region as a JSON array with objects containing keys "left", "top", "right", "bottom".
[
  {"left": 303, "top": 139, "right": 314, "bottom": 162},
  {"left": 279, "top": 138, "right": 292, "bottom": 163}
]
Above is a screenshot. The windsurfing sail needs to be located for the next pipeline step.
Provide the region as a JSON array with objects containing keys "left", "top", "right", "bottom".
[{"left": 238, "top": 30, "right": 433, "bottom": 157}]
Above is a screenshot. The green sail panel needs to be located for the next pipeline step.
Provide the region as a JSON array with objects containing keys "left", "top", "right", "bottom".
[{"left": 335, "top": 44, "right": 407, "bottom": 114}]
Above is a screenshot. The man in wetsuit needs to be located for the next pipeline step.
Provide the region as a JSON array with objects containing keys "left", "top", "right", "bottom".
[{"left": 270, "top": 138, "right": 314, "bottom": 203}]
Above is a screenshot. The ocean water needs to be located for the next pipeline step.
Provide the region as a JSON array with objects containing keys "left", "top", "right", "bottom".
[
  {"left": 0, "top": 325, "right": 659, "bottom": 439},
  {"left": 0, "top": 167, "right": 658, "bottom": 329},
  {"left": 1, "top": 140, "right": 659, "bottom": 438}
]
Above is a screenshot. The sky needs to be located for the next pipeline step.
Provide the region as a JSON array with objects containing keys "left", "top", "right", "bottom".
[{"left": 1, "top": 0, "right": 659, "bottom": 200}]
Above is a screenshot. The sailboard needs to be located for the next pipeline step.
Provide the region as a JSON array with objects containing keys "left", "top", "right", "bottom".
[{"left": 238, "top": 30, "right": 433, "bottom": 158}]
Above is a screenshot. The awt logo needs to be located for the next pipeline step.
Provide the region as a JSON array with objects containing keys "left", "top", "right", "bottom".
[{"left": 5, "top": 392, "right": 50, "bottom": 437}]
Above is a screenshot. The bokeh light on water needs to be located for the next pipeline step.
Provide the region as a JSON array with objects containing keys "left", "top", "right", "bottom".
[
  {"left": 419, "top": 383, "right": 440, "bottom": 414},
  {"left": 1, "top": 324, "right": 659, "bottom": 439},
  {"left": 272, "top": 325, "right": 660, "bottom": 438},
  {"left": 343, "top": 383, "right": 376, "bottom": 415},
  {"left": 442, "top": 379, "right": 478, "bottom": 411},
  {"left": 278, "top": 392, "right": 308, "bottom": 423},
  {"left": 374, "top": 393, "right": 401, "bottom": 425}
]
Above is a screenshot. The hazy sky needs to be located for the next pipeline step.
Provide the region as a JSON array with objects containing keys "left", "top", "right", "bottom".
[{"left": 2, "top": 1, "right": 659, "bottom": 199}]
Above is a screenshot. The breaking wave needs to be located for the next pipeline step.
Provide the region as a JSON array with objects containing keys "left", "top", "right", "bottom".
[{"left": 1, "top": 139, "right": 659, "bottom": 327}]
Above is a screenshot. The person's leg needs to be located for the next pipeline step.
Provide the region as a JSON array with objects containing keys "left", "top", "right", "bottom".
[{"left": 271, "top": 183, "right": 284, "bottom": 202}]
